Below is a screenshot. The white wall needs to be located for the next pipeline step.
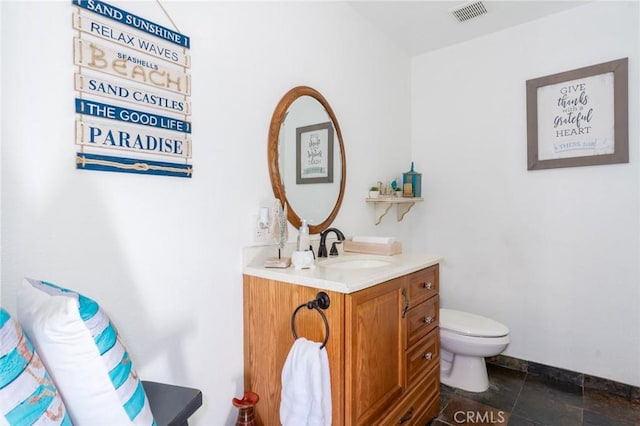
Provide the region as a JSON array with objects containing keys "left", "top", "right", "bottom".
[
  {"left": 0, "top": 1, "right": 3, "bottom": 308},
  {"left": 411, "top": 1, "right": 640, "bottom": 386},
  {"left": 1, "top": 1, "right": 412, "bottom": 424}
]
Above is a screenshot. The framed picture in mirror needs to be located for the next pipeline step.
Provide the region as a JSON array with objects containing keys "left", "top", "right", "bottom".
[
  {"left": 296, "top": 121, "right": 334, "bottom": 184},
  {"left": 526, "top": 58, "right": 628, "bottom": 170}
]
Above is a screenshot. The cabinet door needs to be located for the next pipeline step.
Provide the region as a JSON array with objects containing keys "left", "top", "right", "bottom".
[
  {"left": 243, "top": 276, "right": 345, "bottom": 426},
  {"left": 345, "top": 277, "right": 406, "bottom": 426}
]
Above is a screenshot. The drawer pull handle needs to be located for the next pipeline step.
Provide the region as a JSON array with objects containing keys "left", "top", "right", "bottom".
[
  {"left": 423, "top": 281, "right": 433, "bottom": 290},
  {"left": 423, "top": 315, "right": 433, "bottom": 324},
  {"left": 401, "top": 288, "right": 409, "bottom": 318},
  {"left": 423, "top": 352, "right": 433, "bottom": 361},
  {"left": 399, "top": 407, "right": 414, "bottom": 424}
]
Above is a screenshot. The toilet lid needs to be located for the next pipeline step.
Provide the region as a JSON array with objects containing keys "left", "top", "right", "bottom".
[{"left": 440, "top": 309, "right": 509, "bottom": 337}]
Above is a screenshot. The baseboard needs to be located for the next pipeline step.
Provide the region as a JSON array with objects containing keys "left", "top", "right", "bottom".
[{"left": 486, "top": 354, "right": 640, "bottom": 401}]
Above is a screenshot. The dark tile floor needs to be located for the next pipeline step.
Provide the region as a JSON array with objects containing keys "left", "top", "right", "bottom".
[{"left": 429, "top": 364, "right": 640, "bottom": 426}]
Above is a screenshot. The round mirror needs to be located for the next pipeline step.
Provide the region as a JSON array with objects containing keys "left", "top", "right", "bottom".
[{"left": 268, "top": 86, "right": 346, "bottom": 235}]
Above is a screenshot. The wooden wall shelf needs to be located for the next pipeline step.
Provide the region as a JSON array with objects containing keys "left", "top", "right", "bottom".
[{"left": 366, "top": 197, "right": 424, "bottom": 225}]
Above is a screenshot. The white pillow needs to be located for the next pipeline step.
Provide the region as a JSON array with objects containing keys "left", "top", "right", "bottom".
[
  {"left": 17, "top": 278, "right": 156, "bottom": 425},
  {"left": 0, "top": 307, "right": 71, "bottom": 425}
]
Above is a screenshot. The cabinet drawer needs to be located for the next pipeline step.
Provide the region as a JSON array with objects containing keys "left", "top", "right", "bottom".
[
  {"left": 406, "top": 266, "right": 438, "bottom": 306},
  {"left": 376, "top": 363, "right": 439, "bottom": 426},
  {"left": 406, "top": 295, "right": 439, "bottom": 347},
  {"left": 406, "top": 329, "right": 439, "bottom": 387}
]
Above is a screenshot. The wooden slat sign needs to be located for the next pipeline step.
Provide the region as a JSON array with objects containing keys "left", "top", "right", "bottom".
[
  {"left": 72, "top": 0, "right": 189, "bottom": 48},
  {"left": 73, "top": 0, "right": 192, "bottom": 178},
  {"left": 76, "top": 98, "right": 191, "bottom": 133},
  {"left": 74, "top": 74, "right": 191, "bottom": 115},
  {"left": 76, "top": 120, "right": 192, "bottom": 159},
  {"left": 73, "top": 38, "right": 191, "bottom": 96},
  {"left": 72, "top": 12, "right": 191, "bottom": 68},
  {"left": 76, "top": 153, "right": 192, "bottom": 177}
]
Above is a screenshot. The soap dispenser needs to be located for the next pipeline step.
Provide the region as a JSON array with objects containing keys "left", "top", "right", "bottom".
[
  {"left": 292, "top": 220, "right": 314, "bottom": 270},
  {"left": 297, "top": 220, "right": 310, "bottom": 251}
]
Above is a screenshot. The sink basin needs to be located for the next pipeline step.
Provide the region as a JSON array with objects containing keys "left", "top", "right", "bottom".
[{"left": 320, "top": 258, "right": 393, "bottom": 270}]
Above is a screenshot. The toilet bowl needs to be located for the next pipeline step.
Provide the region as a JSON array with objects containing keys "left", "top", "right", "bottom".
[{"left": 439, "top": 308, "right": 510, "bottom": 392}]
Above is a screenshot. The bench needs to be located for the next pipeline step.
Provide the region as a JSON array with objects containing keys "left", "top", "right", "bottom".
[{"left": 143, "top": 381, "right": 203, "bottom": 426}]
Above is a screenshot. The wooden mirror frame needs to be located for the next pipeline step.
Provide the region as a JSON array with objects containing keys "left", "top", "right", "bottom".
[{"left": 268, "top": 86, "right": 346, "bottom": 235}]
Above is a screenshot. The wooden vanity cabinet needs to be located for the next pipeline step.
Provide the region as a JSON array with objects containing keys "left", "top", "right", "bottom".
[{"left": 243, "top": 264, "right": 440, "bottom": 425}]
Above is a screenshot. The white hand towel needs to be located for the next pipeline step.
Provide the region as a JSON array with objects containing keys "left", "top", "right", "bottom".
[{"left": 280, "top": 338, "right": 332, "bottom": 426}]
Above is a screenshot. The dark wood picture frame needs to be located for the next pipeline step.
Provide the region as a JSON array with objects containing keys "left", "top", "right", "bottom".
[
  {"left": 296, "top": 121, "right": 334, "bottom": 184},
  {"left": 526, "top": 58, "right": 628, "bottom": 170}
]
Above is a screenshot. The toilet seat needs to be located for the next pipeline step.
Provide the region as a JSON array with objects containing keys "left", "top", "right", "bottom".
[{"left": 440, "top": 309, "right": 509, "bottom": 338}]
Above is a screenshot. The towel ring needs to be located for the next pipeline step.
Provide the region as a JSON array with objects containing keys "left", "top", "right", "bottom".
[{"left": 291, "top": 292, "right": 330, "bottom": 349}]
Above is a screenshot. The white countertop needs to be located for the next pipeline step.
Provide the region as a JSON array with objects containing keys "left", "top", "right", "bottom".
[{"left": 243, "top": 245, "right": 442, "bottom": 294}]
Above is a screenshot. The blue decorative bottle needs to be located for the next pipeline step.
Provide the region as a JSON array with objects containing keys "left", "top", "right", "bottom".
[{"left": 402, "top": 162, "right": 422, "bottom": 197}]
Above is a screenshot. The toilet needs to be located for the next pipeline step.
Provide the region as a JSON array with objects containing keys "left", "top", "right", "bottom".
[{"left": 439, "top": 308, "right": 510, "bottom": 392}]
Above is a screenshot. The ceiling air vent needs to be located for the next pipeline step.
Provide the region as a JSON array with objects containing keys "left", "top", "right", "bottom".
[{"left": 451, "top": 1, "right": 488, "bottom": 22}]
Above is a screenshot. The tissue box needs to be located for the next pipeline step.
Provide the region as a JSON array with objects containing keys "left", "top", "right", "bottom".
[{"left": 343, "top": 239, "right": 402, "bottom": 256}]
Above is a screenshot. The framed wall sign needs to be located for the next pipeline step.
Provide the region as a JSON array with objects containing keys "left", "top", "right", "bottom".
[
  {"left": 296, "top": 121, "right": 334, "bottom": 184},
  {"left": 526, "top": 58, "right": 628, "bottom": 170}
]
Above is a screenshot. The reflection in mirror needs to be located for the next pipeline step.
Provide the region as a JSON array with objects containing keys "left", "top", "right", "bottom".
[
  {"left": 279, "top": 96, "right": 342, "bottom": 226},
  {"left": 268, "top": 87, "right": 346, "bottom": 235}
]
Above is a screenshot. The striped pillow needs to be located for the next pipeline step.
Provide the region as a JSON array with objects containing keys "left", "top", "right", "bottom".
[
  {"left": 0, "top": 308, "right": 71, "bottom": 425},
  {"left": 17, "top": 279, "right": 156, "bottom": 425}
]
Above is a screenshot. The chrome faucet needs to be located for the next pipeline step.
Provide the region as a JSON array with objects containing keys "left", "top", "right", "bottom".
[{"left": 318, "top": 228, "right": 346, "bottom": 257}]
